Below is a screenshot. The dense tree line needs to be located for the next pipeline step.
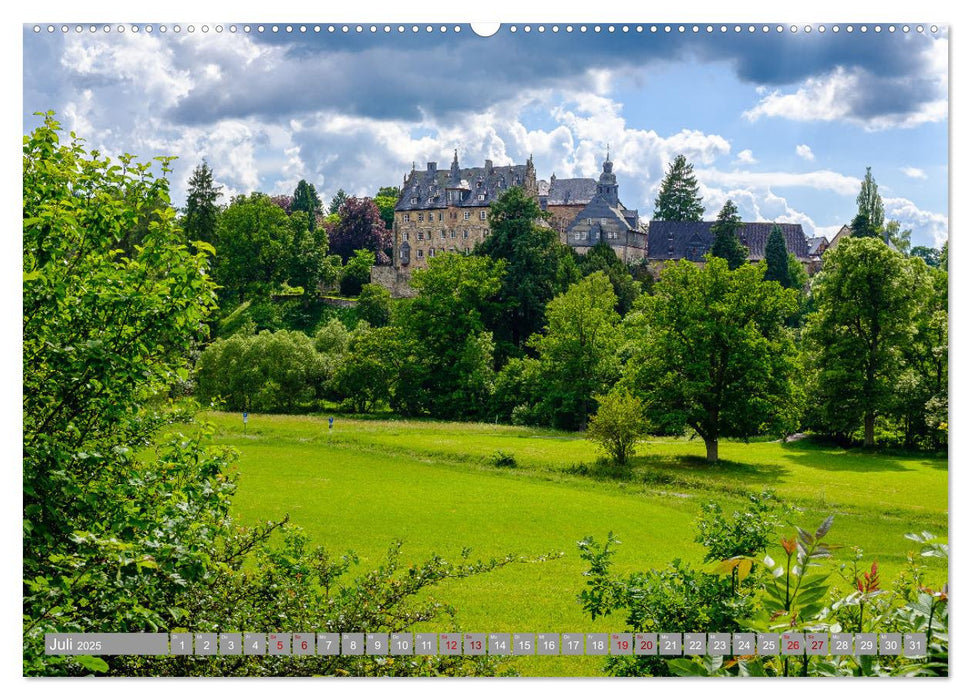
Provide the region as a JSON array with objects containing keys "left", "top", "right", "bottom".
[{"left": 169, "top": 153, "right": 948, "bottom": 454}]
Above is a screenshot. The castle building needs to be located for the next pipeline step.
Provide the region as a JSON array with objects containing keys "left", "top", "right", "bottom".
[
  {"left": 538, "top": 175, "right": 597, "bottom": 232},
  {"left": 559, "top": 156, "right": 648, "bottom": 263},
  {"left": 645, "top": 220, "right": 810, "bottom": 264},
  {"left": 391, "top": 152, "right": 537, "bottom": 270}
]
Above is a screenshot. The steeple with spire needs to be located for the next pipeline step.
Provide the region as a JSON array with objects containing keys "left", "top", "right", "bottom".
[{"left": 597, "top": 145, "right": 619, "bottom": 206}]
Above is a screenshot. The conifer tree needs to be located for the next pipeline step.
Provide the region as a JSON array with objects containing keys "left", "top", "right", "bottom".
[
  {"left": 653, "top": 154, "right": 705, "bottom": 221},
  {"left": 182, "top": 161, "right": 223, "bottom": 245},
  {"left": 709, "top": 200, "right": 748, "bottom": 270},
  {"left": 764, "top": 225, "right": 793, "bottom": 287}
]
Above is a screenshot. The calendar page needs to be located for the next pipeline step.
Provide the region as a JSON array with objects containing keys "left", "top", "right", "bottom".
[{"left": 22, "top": 16, "right": 949, "bottom": 681}]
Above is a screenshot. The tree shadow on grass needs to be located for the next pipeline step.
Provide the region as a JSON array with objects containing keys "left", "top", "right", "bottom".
[
  {"left": 777, "top": 438, "right": 925, "bottom": 473},
  {"left": 630, "top": 454, "right": 788, "bottom": 487}
]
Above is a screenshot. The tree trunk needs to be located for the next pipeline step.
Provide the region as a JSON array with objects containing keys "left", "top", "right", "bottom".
[
  {"left": 705, "top": 437, "right": 719, "bottom": 463},
  {"left": 864, "top": 412, "right": 875, "bottom": 447}
]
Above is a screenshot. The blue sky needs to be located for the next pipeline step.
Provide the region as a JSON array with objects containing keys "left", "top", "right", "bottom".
[{"left": 22, "top": 22, "right": 949, "bottom": 246}]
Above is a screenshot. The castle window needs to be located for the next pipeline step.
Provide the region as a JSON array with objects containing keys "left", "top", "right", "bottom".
[
  {"left": 440, "top": 230, "right": 446, "bottom": 239},
  {"left": 479, "top": 211, "right": 487, "bottom": 220},
  {"left": 403, "top": 213, "right": 410, "bottom": 222},
  {"left": 463, "top": 230, "right": 469, "bottom": 239},
  {"left": 418, "top": 213, "right": 424, "bottom": 222},
  {"left": 450, "top": 230, "right": 456, "bottom": 238},
  {"left": 417, "top": 249, "right": 424, "bottom": 258},
  {"left": 464, "top": 211, "right": 471, "bottom": 220},
  {"left": 439, "top": 212, "right": 444, "bottom": 221},
  {"left": 429, "top": 248, "right": 435, "bottom": 257},
  {"left": 410, "top": 197, "right": 418, "bottom": 204},
  {"left": 417, "top": 232, "right": 424, "bottom": 241},
  {"left": 402, "top": 233, "right": 409, "bottom": 242},
  {"left": 465, "top": 247, "right": 470, "bottom": 254}
]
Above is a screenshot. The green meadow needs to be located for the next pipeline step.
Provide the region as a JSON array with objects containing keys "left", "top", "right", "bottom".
[{"left": 202, "top": 411, "right": 948, "bottom": 677}]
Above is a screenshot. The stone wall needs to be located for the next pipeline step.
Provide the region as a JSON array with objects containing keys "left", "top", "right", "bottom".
[{"left": 371, "top": 264, "right": 417, "bottom": 298}]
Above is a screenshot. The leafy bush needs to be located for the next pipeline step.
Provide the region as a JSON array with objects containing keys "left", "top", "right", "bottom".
[
  {"left": 586, "top": 390, "right": 646, "bottom": 465},
  {"left": 490, "top": 451, "right": 518, "bottom": 468}
]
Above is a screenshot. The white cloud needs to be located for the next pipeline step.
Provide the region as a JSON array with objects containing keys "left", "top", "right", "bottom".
[
  {"left": 696, "top": 168, "right": 860, "bottom": 196},
  {"left": 884, "top": 196, "right": 949, "bottom": 247},
  {"left": 901, "top": 166, "right": 928, "bottom": 180},
  {"left": 734, "top": 149, "right": 757, "bottom": 165},
  {"left": 743, "top": 38, "right": 948, "bottom": 132},
  {"left": 795, "top": 144, "right": 815, "bottom": 161}
]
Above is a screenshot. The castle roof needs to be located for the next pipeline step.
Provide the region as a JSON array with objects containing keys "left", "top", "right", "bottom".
[
  {"left": 395, "top": 154, "right": 533, "bottom": 211},
  {"left": 647, "top": 221, "right": 809, "bottom": 261}
]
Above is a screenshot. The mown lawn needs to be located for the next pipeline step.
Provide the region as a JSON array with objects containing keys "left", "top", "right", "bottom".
[{"left": 200, "top": 411, "right": 948, "bottom": 677}]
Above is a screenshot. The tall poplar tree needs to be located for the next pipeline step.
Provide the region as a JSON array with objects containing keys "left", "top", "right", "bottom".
[
  {"left": 851, "top": 167, "right": 885, "bottom": 238},
  {"left": 652, "top": 154, "right": 705, "bottom": 221}
]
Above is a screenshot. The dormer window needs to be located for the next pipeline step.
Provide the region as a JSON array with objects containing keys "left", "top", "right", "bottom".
[
  {"left": 478, "top": 193, "right": 486, "bottom": 201},
  {"left": 410, "top": 197, "right": 418, "bottom": 204}
]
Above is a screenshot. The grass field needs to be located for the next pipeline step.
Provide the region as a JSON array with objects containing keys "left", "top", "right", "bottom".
[{"left": 201, "top": 411, "right": 948, "bottom": 677}]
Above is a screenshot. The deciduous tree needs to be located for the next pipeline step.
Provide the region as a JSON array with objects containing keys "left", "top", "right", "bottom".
[
  {"left": 804, "top": 237, "right": 917, "bottom": 446},
  {"left": 586, "top": 390, "right": 646, "bottom": 465},
  {"left": 476, "top": 186, "right": 570, "bottom": 360},
  {"left": 328, "top": 196, "right": 391, "bottom": 263},
  {"left": 625, "top": 257, "right": 801, "bottom": 462},
  {"left": 292, "top": 179, "right": 323, "bottom": 231}
]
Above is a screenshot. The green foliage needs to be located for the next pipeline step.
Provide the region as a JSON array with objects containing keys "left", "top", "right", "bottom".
[
  {"left": 577, "top": 242, "right": 642, "bottom": 314},
  {"left": 528, "top": 272, "right": 622, "bottom": 430},
  {"left": 214, "top": 193, "right": 297, "bottom": 303},
  {"left": 328, "top": 187, "right": 348, "bottom": 215},
  {"left": 313, "top": 317, "right": 351, "bottom": 355},
  {"left": 804, "top": 237, "right": 926, "bottom": 445},
  {"left": 885, "top": 219, "right": 912, "bottom": 255},
  {"left": 289, "top": 210, "right": 341, "bottom": 295},
  {"left": 476, "top": 186, "right": 571, "bottom": 360},
  {"left": 586, "top": 390, "right": 646, "bottom": 465},
  {"left": 339, "top": 249, "right": 376, "bottom": 296},
  {"left": 374, "top": 185, "right": 400, "bottom": 231},
  {"left": 625, "top": 257, "right": 802, "bottom": 461},
  {"left": 331, "top": 324, "right": 402, "bottom": 413},
  {"left": 490, "top": 451, "right": 518, "bottom": 468},
  {"left": 181, "top": 160, "right": 222, "bottom": 245},
  {"left": 854, "top": 166, "right": 885, "bottom": 237},
  {"left": 652, "top": 154, "right": 704, "bottom": 221},
  {"left": 577, "top": 533, "right": 747, "bottom": 677},
  {"left": 695, "top": 490, "right": 788, "bottom": 563},
  {"left": 764, "top": 225, "right": 793, "bottom": 288},
  {"left": 356, "top": 282, "right": 392, "bottom": 327},
  {"left": 709, "top": 200, "right": 748, "bottom": 269},
  {"left": 195, "top": 330, "right": 329, "bottom": 412},
  {"left": 23, "top": 114, "right": 229, "bottom": 674},
  {"left": 394, "top": 254, "right": 504, "bottom": 418},
  {"left": 292, "top": 179, "right": 323, "bottom": 231},
  {"left": 910, "top": 245, "right": 942, "bottom": 268}
]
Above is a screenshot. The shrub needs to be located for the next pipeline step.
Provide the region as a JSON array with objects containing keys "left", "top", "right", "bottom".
[
  {"left": 490, "top": 451, "right": 518, "bottom": 468},
  {"left": 195, "top": 330, "right": 329, "bottom": 412},
  {"left": 586, "top": 390, "right": 646, "bottom": 465}
]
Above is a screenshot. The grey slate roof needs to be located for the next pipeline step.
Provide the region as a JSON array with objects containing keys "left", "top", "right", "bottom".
[
  {"left": 647, "top": 221, "right": 810, "bottom": 261},
  {"left": 395, "top": 156, "right": 530, "bottom": 211},
  {"left": 806, "top": 236, "right": 828, "bottom": 256},
  {"left": 539, "top": 177, "right": 598, "bottom": 206}
]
